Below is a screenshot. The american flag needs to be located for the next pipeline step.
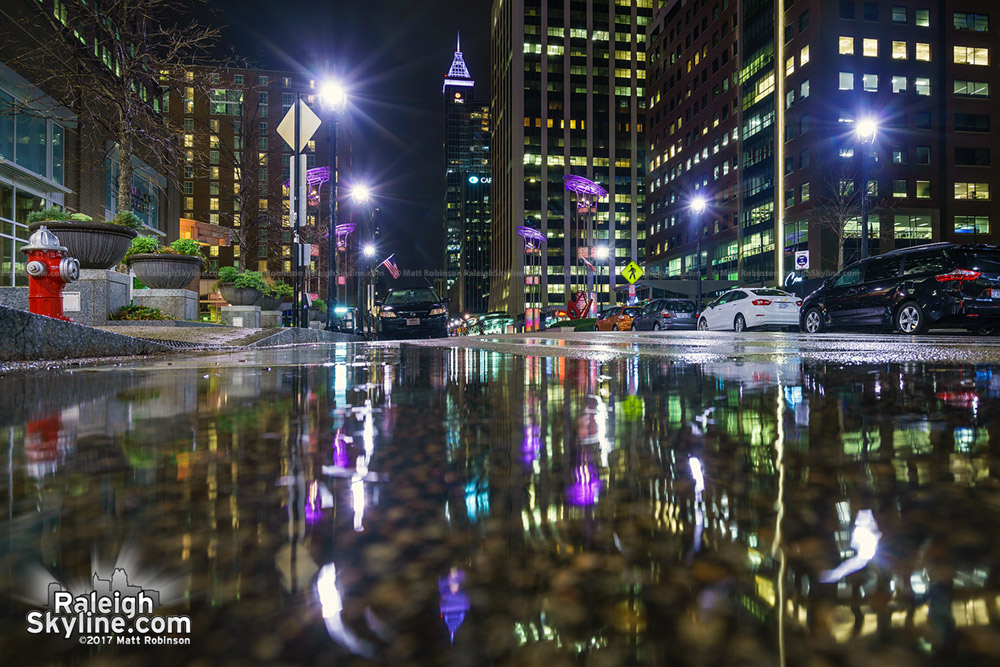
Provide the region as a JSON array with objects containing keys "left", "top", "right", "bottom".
[
  {"left": 380, "top": 254, "right": 400, "bottom": 279},
  {"left": 581, "top": 256, "right": 596, "bottom": 273}
]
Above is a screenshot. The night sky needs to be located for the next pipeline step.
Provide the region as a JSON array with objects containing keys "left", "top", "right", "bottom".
[{"left": 210, "top": 0, "right": 492, "bottom": 272}]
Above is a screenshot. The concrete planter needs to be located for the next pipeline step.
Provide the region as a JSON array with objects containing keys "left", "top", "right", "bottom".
[
  {"left": 310, "top": 309, "right": 324, "bottom": 322},
  {"left": 29, "top": 221, "right": 137, "bottom": 270},
  {"left": 129, "top": 253, "right": 202, "bottom": 290},
  {"left": 258, "top": 295, "right": 284, "bottom": 311},
  {"left": 219, "top": 283, "right": 262, "bottom": 306}
]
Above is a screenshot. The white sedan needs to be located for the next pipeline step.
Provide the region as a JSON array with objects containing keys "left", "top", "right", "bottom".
[{"left": 697, "top": 288, "right": 802, "bottom": 332}]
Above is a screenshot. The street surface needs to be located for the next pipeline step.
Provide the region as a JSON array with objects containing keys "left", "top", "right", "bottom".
[{"left": 1, "top": 331, "right": 998, "bottom": 665}]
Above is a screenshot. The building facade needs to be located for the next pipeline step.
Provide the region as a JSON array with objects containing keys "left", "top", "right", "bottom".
[
  {"left": 646, "top": 0, "right": 1000, "bottom": 292},
  {"left": 443, "top": 36, "right": 492, "bottom": 314},
  {"left": 490, "top": 0, "right": 652, "bottom": 316}
]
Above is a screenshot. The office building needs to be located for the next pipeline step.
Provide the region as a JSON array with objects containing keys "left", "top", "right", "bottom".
[
  {"left": 645, "top": 0, "right": 1000, "bottom": 291},
  {"left": 490, "top": 0, "right": 653, "bottom": 316}
]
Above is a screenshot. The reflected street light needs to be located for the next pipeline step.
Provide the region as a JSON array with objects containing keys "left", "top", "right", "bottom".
[
  {"left": 320, "top": 78, "right": 348, "bottom": 331},
  {"left": 351, "top": 184, "right": 371, "bottom": 205},
  {"left": 690, "top": 195, "right": 708, "bottom": 315},
  {"left": 363, "top": 243, "right": 376, "bottom": 257},
  {"left": 856, "top": 117, "right": 878, "bottom": 260}
]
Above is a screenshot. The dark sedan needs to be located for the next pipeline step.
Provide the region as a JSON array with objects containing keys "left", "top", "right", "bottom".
[
  {"left": 800, "top": 243, "right": 1000, "bottom": 334},
  {"left": 377, "top": 288, "right": 449, "bottom": 339},
  {"left": 631, "top": 298, "right": 697, "bottom": 331}
]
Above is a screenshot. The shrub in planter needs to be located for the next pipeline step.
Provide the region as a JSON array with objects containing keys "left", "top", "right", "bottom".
[
  {"left": 217, "top": 267, "right": 264, "bottom": 306},
  {"left": 27, "top": 206, "right": 139, "bottom": 269},
  {"left": 110, "top": 302, "right": 168, "bottom": 321},
  {"left": 259, "top": 280, "right": 292, "bottom": 311},
  {"left": 126, "top": 236, "right": 204, "bottom": 290},
  {"left": 310, "top": 298, "right": 327, "bottom": 321}
]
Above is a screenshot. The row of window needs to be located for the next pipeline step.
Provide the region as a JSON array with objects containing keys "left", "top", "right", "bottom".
[{"left": 839, "top": 71, "right": 931, "bottom": 94}]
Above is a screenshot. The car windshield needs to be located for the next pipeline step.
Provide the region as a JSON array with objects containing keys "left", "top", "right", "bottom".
[
  {"left": 623, "top": 308, "right": 641, "bottom": 316},
  {"left": 666, "top": 300, "right": 695, "bottom": 312},
  {"left": 751, "top": 289, "right": 791, "bottom": 297},
  {"left": 959, "top": 249, "right": 1000, "bottom": 274},
  {"left": 384, "top": 288, "right": 440, "bottom": 305}
]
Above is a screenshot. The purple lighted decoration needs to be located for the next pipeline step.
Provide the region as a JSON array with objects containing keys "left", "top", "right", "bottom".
[
  {"left": 566, "top": 462, "right": 601, "bottom": 507},
  {"left": 305, "top": 480, "right": 323, "bottom": 524},
  {"left": 563, "top": 174, "right": 608, "bottom": 199},
  {"left": 438, "top": 568, "right": 470, "bottom": 643},
  {"left": 284, "top": 166, "right": 331, "bottom": 188},
  {"left": 335, "top": 223, "right": 357, "bottom": 250},
  {"left": 516, "top": 226, "right": 546, "bottom": 251}
]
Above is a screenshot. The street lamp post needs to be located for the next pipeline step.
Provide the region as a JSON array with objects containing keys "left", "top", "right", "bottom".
[
  {"left": 856, "top": 118, "right": 878, "bottom": 260},
  {"left": 320, "top": 80, "right": 347, "bottom": 330},
  {"left": 691, "top": 195, "right": 707, "bottom": 315},
  {"left": 351, "top": 184, "right": 373, "bottom": 334}
]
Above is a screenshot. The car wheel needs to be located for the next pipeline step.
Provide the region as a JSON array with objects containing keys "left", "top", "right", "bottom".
[
  {"left": 802, "top": 308, "right": 824, "bottom": 334},
  {"left": 697, "top": 318, "right": 709, "bottom": 331},
  {"left": 653, "top": 322, "right": 661, "bottom": 331},
  {"left": 895, "top": 301, "right": 927, "bottom": 334},
  {"left": 734, "top": 314, "right": 747, "bottom": 332},
  {"left": 975, "top": 326, "right": 997, "bottom": 336}
]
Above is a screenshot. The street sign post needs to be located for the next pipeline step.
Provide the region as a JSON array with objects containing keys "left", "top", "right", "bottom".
[
  {"left": 795, "top": 251, "right": 810, "bottom": 271},
  {"left": 279, "top": 98, "right": 322, "bottom": 327},
  {"left": 621, "top": 261, "right": 644, "bottom": 285}
]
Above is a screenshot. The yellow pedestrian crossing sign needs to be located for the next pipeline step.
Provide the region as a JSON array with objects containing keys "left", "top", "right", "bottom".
[{"left": 621, "top": 261, "right": 644, "bottom": 285}]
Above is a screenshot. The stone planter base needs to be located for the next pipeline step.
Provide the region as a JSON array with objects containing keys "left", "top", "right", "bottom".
[
  {"left": 219, "top": 283, "right": 262, "bottom": 306},
  {"left": 61, "top": 269, "right": 130, "bottom": 326},
  {"left": 219, "top": 305, "right": 260, "bottom": 328},
  {"left": 29, "top": 221, "right": 137, "bottom": 270},
  {"left": 260, "top": 310, "right": 283, "bottom": 328},
  {"left": 132, "top": 289, "right": 198, "bottom": 321},
  {"left": 129, "top": 254, "right": 202, "bottom": 290}
]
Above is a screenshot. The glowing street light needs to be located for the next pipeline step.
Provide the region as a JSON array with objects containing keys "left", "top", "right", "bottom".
[
  {"left": 351, "top": 184, "right": 371, "bottom": 205},
  {"left": 690, "top": 195, "right": 707, "bottom": 215},
  {"left": 363, "top": 243, "right": 376, "bottom": 258},
  {"left": 594, "top": 246, "right": 609, "bottom": 261},
  {"left": 319, "top": 80, "right": 347, "bottom": 114},
  {"left": 856, "top": 117, "right": 878, "bottom": 259}
]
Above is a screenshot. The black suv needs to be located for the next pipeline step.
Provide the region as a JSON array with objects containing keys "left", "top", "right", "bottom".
[
  {"left": 377, "top": 287, "right": 449, "bottom": 339},
  {"left": 800, "top": 243, "right": 1000, "bottom": 334}
]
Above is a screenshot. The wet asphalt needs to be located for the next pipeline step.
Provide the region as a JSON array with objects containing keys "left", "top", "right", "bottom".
[{"left": 1, "top": 331, "right": 999, "bottom": 666}]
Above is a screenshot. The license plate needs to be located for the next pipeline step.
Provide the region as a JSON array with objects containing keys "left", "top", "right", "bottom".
[
  {"left": 675, "top": 313, "right": 690, "bottom": 318},
  {"left": 779, "top": 303, "right": 789, "bottom": 309},
  {"left": 991, "top": 289, "right": 1000, "bottom": 299},
  {"left": 406, "top": 318, "right": 420, "bottom": 326}
]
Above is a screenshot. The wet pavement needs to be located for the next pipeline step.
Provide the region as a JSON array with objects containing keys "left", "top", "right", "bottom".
[{"left": 1, "top": 332, "right": 999, "bottom": 666}]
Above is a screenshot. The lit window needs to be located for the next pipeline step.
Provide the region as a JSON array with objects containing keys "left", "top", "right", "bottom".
[
  {"left": 915, "top": 77, "right": 931, "bottom": 95},
  {"left": 893, "top": 180, "right": 908, "bottom": 197},
  {"left": 892, "top": 76, "right": 907, "bottom": 93},
  {"left": 954, "top": 80, "right": 990, "bottom": 97},
  {"left": 955, "top": 216, "right": 990, "bottom": 235},
  {"left": 954, "top": 46, "right": 990, "bottom": 65},
  {"left": 786, "top": 56, "right": 795, "bottom": 75},
  {"left": 839, "top": 72, "right": 855, "bottom": 90},
  {"left": 209, "top": 197, "right": 219, "bottom": 210},
  {"left": 800, "top": 45, "right": 810, "bottom": 65},
  {"left": 863, "top": 74, "right": 878, "bottom": 91},
  {"left": 915, "top": 43, "right": 930, "bottom": 61},
  {"left": 954, "top": 12, "right": 989, "bottom": 32},
  {"left": 863, "top": 38, "right": 878, "bottom": 57},
  {"left": 839, "top": 36, "right": 855, "bottom": 55},
  {"left": 916, "top": 9, "right": 930, "bottom": 27},
  {"left": 916, "top": 181, "right": 931, "bottom": 198},
  {"left": 892, "top": 41, "right": 907, "bottom": 59},
  {"left": 892, "top": 6, "right": 907, "bottom": 23},
  {"left": 954, "top": 182, "right": 990, "bottom": 200}
]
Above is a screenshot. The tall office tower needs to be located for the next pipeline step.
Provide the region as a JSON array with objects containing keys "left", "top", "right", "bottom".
[
  {"left": 645, "top": 0, "right": 999, "bottom": 293},
  {"left": 443, "top": 35, "right": 492, "bottom": 314},
  {"left": 490, "top": 0, "right": 652, "bottom": 316}
]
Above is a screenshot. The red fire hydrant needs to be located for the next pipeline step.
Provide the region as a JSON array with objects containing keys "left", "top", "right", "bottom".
[{"left": 21, "top": 226, "right": 80, "bottom": 321}]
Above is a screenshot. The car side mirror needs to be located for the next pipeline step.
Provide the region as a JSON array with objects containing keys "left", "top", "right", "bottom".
[{"left": 375, "top": 300, "right": 383, "bottom": 307}]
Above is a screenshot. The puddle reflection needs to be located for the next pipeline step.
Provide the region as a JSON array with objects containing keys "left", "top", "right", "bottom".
[{"left": 1, "top": 345, "right": 998, "bottom": 664}]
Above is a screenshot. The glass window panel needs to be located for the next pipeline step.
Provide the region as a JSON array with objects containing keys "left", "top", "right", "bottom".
[
  {"left": 14, "top": 189, "right": 44, "bottom": 224},
  {"left": 14, "top": 114, "right": 47, "bottom": 176},
  {"left": 51, "top": 124, "right": 64, "bottom": 184},
  {"left": 0, "top": 90, "right": 13, "bottom": 161}
]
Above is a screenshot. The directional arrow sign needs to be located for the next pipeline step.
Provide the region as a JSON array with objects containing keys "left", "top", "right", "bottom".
[
  {"left": 277, "top": 99, "right": 322, "bottom": 153},
  {"left": 620, "top": 261, "right": 644, "bottom": 285}
]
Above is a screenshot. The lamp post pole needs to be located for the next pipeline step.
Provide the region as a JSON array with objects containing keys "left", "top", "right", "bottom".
[
  {"left": 292, "top": 91, "right": 302, "bottom": 328},
  {"left": 325, "top": 114, "right": 339, "bottom": 330},
  {"left": 856, "top": 118, "right": 877, "bottom": 260},
  {"left": 691, "top": 195, "right": 707, "bottom": 315}
]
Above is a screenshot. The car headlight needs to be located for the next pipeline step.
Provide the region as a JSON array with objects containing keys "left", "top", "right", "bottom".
[
  {"left": 380, "top": 310, "right": 397, "bottom": 318},
  {"left": 429, "top": 307, "right": 446, "bottom": 316}
]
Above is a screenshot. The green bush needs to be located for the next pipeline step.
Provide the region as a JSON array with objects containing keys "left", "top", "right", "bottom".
[
  {"left": 109, "top": 211, "right": 143, "bottom": 230},
  {"left": 168, "top": 238, "right": 203, "bottom": 256},
  {"left": 26, "top": 206, "right": 68, "bottom": 224},
  {"left": 69, "top": 213, "right": 93, "bottom": 222},
  {"left": 233, "top": 270, "right": 266, "bottom": 291},
  {"left": 218, "top": 266, "right": 240, "bottom": 283},
  {"left": 265, "top": 281, "right": 293, "bottom": 298},
  {"left": 110, "top": 302, "right": 168, "bottom": 321},
  {"left": 312, "top": 298, "right": 327, "bottom": 313},
  {"left": 126, "top": 236, "right": 159, "bottom": 258}
]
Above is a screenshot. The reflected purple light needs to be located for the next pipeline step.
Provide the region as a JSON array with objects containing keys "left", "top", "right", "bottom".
[
  {"left": 566, "top": 463, "right": 601, "bottom": 506},
  {"left": 332, "top": 432, "right": 351, "bottom": 468},
  {"left": 522, "top": 423, "right": 540, "bottom": 466},
  {"left": 438, "top": 568, "right": 469, "bottom": 643},
  {"left": 305, "top": 481, "right": 322, "bottom": 524}
]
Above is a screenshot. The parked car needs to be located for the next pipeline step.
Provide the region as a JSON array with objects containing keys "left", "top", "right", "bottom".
[
  {"left": 377, "top": 287, "right": 449, "bottom": 339},
  {"left": 594, "top": 306, "right": 642, "bottom": 331},
  {"left": 631, "top": 299, "right": 697, "bottom": 331},
  {"left": 697, "top": 288, "right": 801, "bottom": 331},
  {"left": 800, "top": 243, "right": 1000, "bottom": 334}
]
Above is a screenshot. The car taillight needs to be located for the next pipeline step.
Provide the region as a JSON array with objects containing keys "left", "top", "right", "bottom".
[
  {"left": 660, "top": 311, "right": 672, "bottom": 317},
  {"left": 935, "top": 268, "right": 981, "bottom": 282},
  {"left": 751, "top": 299, "right": 772, "bottom": 306},
  {"left": 796, "top": 300, "right": 802, "bottom": 306}
]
